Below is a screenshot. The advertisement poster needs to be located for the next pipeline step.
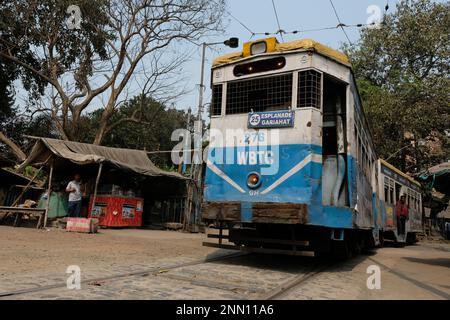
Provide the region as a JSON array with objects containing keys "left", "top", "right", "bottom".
[
  {"left": 91, "top": 202, "right": 107, "bottom": 217},
  {"left": 122, "top": 204, "right": 136, "bottom": 219}
]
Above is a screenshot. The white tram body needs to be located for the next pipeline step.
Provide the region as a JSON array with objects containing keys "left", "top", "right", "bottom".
[
  {"left": 377, "top": 159, "right": 423, "bottom": 243},
  {"left": 201, "top": 38, "right": 422, "bottom": 256}
]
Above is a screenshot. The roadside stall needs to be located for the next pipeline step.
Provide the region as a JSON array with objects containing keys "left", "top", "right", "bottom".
[
  {"left": 18, "top": 138, "right": 186, "bottom": 228},
  {"left": 88, "top": 186, "right": 144, "bottom": 227}
]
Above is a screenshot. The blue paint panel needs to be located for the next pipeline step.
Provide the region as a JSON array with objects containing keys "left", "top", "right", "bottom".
[
  {"left": 240, "top": 202, "right": 252, "bottom": 222},
  {"left": 204, "top": 144, "right": 322, "bottom": 203},
  {"left": 204, "top": 143, "right": 374, "bottom": 230},
  {"left": 307, "top": 204, "right": 354, "bottom": 228}
]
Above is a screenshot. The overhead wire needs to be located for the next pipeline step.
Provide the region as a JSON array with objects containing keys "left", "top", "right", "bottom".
[
  {"left": 328, "top": 0, "right": 353, "bottom": 45},
  {"left": 252, "top": 22, "right": 376, "bottom": 37},
  {"left": 209, "top": 0, "right": 256, "bottom": 38},
  {"left": 270, "top": 0, "right": 284, "bottom": 42}
]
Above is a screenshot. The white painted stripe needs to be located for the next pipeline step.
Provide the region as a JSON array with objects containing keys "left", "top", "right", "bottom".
[
  {"left": 209, "top": 108, "right": 320, "bottom": 148},
  {"left": 206, "top": 160, "right": 246, "bottom": 194},
  {"left": 261, "top": 154, "right": 322, "bottom": 195}
]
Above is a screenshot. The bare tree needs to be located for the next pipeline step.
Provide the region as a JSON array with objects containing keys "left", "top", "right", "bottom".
[
  {"left": 0, "top": 131, "right": 26, "bottom": 161},
  {"left": 0, "top": 0, "right": 225, "bottom": 145}
]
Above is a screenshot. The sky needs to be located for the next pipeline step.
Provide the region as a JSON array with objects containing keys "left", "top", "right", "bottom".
[
  {"left": 176, "top": 0, "right": 393, "bottom": 118},
  {"left": 11, "top": 0, "right": 420, "bottom": 125}
]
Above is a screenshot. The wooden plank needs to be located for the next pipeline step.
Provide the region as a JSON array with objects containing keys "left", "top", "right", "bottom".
[
  {"left": 241, "top": 247, "right": 315, "bottom": 255},
  {"left": 202, "top": 242, "right": 240, "bottom": 250},
  {"left": 0, "top": 207, "right": 47, "bottom": 212},
  {"left": 207, "top": 233, "right": 230, "bottom": 239},
  {"left": 230, "top": 235, "right": 309, "bottom": 247},
  {"left": 0, "top": 207, "right": 45, "bottom": 228},
  {"left": 201, "top": 202, "right": 240, "bottom": 221},
  {"left": 253, "top": 203, "right": 308, "bottom": 224}
]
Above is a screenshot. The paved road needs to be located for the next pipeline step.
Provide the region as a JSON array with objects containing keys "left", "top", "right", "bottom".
[{"left": 1, "top": 241, "right": 449, "bottom": 300}]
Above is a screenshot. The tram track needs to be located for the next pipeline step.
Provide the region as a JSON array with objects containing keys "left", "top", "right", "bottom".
[
  {"left": 261, "top": 260, "right": 334, "bottom": 300},
  {"left": 0, "top": 250, "right": 334, "bottom": 300},
  {"left": 0, "top": 251, "right": 248, "bottom": 298},
  {"left": 3, "top": 250, "right": 444, "bottom": 300}
]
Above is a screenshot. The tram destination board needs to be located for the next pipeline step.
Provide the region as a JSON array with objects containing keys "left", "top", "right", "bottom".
[
  {"left": 248, "top": 110, "right": 295, "bottom": 129},
  {"left": 380, "top": 163, "right": 421, "bottom": 192}
]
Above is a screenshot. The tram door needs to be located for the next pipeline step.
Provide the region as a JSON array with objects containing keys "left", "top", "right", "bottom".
[{"left": 322, "top": 75, "right": 349, "bottom": 207}]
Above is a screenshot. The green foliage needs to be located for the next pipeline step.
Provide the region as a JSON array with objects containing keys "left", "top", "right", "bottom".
[
  {"left": 345, "top": 0, "right": 450, "bottom": 172},
  {"left": 24, "top": 165, "right": 45, "bottom": 181},
  {"left": 0, "top": 0, "right": 113, "bottom": 94}
]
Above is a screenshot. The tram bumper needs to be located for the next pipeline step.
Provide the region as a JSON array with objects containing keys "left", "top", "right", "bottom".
[{"left": 202, "top": 201, "right": 308, "bottom": 225}]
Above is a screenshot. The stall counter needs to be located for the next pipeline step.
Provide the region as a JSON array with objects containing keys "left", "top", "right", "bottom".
[{"left": 88, "top": 194, "right": 143, "bottom": 227}]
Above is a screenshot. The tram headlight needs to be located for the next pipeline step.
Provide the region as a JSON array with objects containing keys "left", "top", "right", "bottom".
[
  {"left": 247, "top": 172, "right": 262, "bottom": 189},
  {"left": 250, "top": 41, "right": 267, "bottom": 55}
]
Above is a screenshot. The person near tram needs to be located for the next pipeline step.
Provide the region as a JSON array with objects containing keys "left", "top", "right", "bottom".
[{"left": 395, "top": 194, "right": 409, "bottom": 236}]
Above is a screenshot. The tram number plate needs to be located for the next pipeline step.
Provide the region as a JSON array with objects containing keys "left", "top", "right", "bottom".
[{"left": 248, "top": 110, "right": 295, "bottom": 129}]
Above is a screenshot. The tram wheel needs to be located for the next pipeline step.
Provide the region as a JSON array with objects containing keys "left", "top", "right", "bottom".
[
  {"left": 378, "top": 231, "right": 385, "bottom": 248},
  {"left": 331, "top": 240, "right": 352, "bottom": 260},
  {"left": 351, "top": 239, "right": 362, "bottom": 256}
]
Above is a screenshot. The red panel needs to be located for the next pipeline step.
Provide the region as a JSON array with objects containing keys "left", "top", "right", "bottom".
[{"left": 88, "top": 195, "right": 143, "bottom": 227}]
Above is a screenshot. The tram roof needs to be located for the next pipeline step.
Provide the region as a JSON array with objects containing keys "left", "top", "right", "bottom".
[
  {"left": 212, "top": 38, "right": 351, "bottom": 68},
  {"left": 379, "top": 159, "right": 421, "bottom": 187}
]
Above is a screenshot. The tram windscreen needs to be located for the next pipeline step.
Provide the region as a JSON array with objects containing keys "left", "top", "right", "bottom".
[
  {"left": 233, "top": 57, "right": 286, "bottom": 77},
  {"left": 226, "top": 73, "right": 293, "bottom": 114}
]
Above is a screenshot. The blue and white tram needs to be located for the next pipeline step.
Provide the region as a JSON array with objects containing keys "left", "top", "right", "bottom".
[
  {"left": 377, "top": 159, "right": 423, "bottom": 244},
  {"left": 201, "top": 38, "right": 420, "bottom": 258}
]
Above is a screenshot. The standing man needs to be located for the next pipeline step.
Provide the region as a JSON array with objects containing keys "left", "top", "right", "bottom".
[
  {"left": 395, "top": 194, "right": 409, "bottom": 236},
  {"left": 66, "top": 173, "right": 82, "bottom": 217}
]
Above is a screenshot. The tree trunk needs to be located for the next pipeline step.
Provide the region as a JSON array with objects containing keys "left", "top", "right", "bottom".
[
  {"left": 0, "top": 131, "right": 27, "bottom": 162},
  {"left": 93, "top": 124, "right": 107, "bottom": 145},
  {"left": 93, "top": 108, "right": 113, "bottom": 145}
]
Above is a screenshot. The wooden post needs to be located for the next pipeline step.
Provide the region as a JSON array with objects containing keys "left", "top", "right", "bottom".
[
  {"left": 90, "top": 162, "right": 103, "bottom": 217},
  {"left": 1, "top": 155, "right": 51, "bottom": 224},
  {"left": 12, "top": 166, "right": 44, "bottom": 207},
  {"left": 42, "top": 160, "right": 54, "bottom": 228}
]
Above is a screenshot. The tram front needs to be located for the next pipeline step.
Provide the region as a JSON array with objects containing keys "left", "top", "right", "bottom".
[{"left": 202, "top": 37, "right": 354, "bottom": 254}]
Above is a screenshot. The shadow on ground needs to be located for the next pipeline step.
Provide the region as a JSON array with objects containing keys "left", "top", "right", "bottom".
[
  {"left": 403, "top": 257, "right": 450, "bottom": 268},
  {"left": 205, "top": 249, "right": 376, "bottom": 274}
]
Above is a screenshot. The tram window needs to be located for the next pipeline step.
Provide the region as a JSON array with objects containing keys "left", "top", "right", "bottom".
[
  {"left": 395, "top": 183, "right": 401, "bottom": 203},
  {"left": 389, "top": 187, "right": 394, "bottom": 205},
  {"left": 297, "top": 70, "right": 321, "bottom": 108},
  {"left": 211, "top": 84, "right": 223, "bottom": 116},
  {"left": 384, "top": 179, "right": 389, "bottom": 202},
  {"left": 414, "top": 193, "right": 419, "bottom": 210},
  {"left": 233, "top": 57, "right": 286, "bottom": 77},
  {"left": 226, "top": 73, "right": 293, "bottom": 114}
]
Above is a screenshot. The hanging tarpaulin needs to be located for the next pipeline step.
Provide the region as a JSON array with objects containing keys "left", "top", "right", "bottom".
[
  {"left": 418, "top": 161, "right": 450, "bottom": 195},
  {"left": 19, "top": 138, "right": 186, "bottom": 180}
]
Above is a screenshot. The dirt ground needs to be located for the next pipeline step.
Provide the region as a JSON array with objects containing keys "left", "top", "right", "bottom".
[
  {"left": 1, "top": 226, "right": 449, "bottom": 300},
  {"left": 0, "top": 226, "right": 216, "bottom": 277}
]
